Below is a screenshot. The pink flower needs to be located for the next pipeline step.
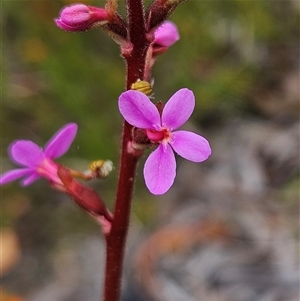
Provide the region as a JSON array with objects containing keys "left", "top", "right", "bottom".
[
  {"left": 118, "top": 88, "right": 211, "bottom": 195},
  {"left": 55, "top": 4, "right": 108, "bottom": 32},
  {"left": 0, "top": 123, "right": 78, "bottom": 186},
  {"left": 154, "top": 21, "right": 180, "bottom": 47}
]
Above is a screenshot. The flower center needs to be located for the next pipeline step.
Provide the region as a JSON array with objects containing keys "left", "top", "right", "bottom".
[
  {"left": 146, "top": 128, "right": 170, "bottom": 143},
  {"left": 37, "top": 158, "right": 62, "bottom": 185}
]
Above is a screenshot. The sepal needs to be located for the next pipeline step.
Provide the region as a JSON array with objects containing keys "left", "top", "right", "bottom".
[{"left": 57, "top": 165, "right": 113, "bottom": 234}]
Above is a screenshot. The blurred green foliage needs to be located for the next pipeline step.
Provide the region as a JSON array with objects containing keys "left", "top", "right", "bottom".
[{"left": 1, "top": 0, "right": 299, "bottom": 225}]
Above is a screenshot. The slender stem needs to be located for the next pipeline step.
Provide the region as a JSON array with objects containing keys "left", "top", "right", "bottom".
[
  {"left": 102, "top": 1, "right": 151, "bottom": 301},
  {"left": 103, "top": 121, "right": 138, "bottom": 301}
]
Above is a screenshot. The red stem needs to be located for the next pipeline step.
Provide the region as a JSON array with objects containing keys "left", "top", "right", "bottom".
[
  {"left": 103, "top": 121, "right": 138, "bottom": 301},
  {"left": 103, "top": 1, "right": 151, "bottom": 301}
]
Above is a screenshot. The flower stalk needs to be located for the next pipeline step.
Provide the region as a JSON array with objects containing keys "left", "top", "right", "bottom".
[{"left": 103, "top": 1, "right": 151, "bottom": 300}]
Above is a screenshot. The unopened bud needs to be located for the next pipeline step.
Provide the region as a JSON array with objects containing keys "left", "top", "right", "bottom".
[
  {"left": 154, "top": 21, "right": 179, "bottom": 47},
  {"left": 55, "top": 4, "right": 109, "bottom": 32}
]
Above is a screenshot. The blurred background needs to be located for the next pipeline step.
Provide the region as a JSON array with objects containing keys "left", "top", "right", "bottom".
[{"left": 1, "top": 0, "right": 299, "bottom": 300}]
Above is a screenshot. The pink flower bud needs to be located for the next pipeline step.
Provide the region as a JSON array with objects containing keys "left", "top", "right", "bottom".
[
  {"left": 55, "top": 4, "right": 109, "bottom": 32},
  {"left": 154, "top": 21, "right": 180, "bottom": 47}
]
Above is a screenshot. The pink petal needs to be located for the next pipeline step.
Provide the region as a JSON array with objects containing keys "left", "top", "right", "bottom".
[
  {"left": 55, "top": 20, "right": 79, "bottom": 31},
  {"left": 162, "top": 88, "right": 195, "bottom": 130},
  {"left": 59, "top": 4, "right": 91, "bottom": 23},
  {"left": 44, "top": 123, "right": 78, "bottom": 159},
  {"left": 21, "top": 173, "right": 41, "bottom": 186},
  {"left": 143, "top": 144, "right": 176, "bottom": 195},
  {"left": 154, "top": 21, "right": 180, "bottom": 47},
  {"left": 118, "top": 90, "right": 160, "bottom": 129},
  {"left": 9, "top": 141, "right": 44, "bottom": 167},
  {"left": 170, "top": 131, "right": 212, "bottom": 162},
  {"left": 0, "top": 168, "right": 34, "bottom": 185}
]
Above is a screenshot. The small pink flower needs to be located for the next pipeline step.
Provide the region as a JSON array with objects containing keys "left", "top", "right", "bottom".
[
  {"left": 118, "top": 88, "right": 211, "bottom": 195},
  {"left": 55, "top": 4, "right": 108, "bottom": 32},
  {"left": 0, "top": 123, "right": 78, "bottom": 186},
  {"left": 154, "top": 21, "right": 180, "bottom": 47}
]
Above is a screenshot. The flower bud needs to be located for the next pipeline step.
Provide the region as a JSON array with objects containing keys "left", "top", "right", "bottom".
[
  {"left": 154, "top": 21, "right": 179, "bottom": 47},
  {"left": 55, "top": 4, "right": 109, "bottom": 32}
]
